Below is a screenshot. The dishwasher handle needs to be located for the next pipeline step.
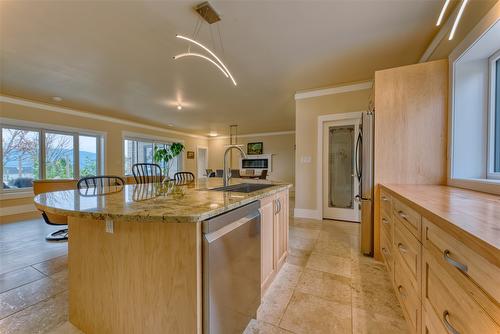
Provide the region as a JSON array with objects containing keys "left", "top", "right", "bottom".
[{"left": 204, "top": 213, "right": 260, "bottom": 243}]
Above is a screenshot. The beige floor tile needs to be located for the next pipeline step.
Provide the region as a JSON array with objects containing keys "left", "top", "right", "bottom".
[
  {"left": 289, "top": 227, "right": 320, "bottom": 241},
  {"left": 244, "top": 319, "right": 294, "bottom": 334},
  {"left": 286, "top": 247, "right": 311, "bottom": 267},
  {"left": 270, "top": 263, "right": 303, "bottom": 290},
  {"left": 351, "top": 280, "right": 404, "bottom": 319},
  {"left": 0, "top": 276, "right": 67, "bottom": 319},
  {"left": 279, "top": 291, "right": 351, "bottom": 334},
  {"left": 32, "top": 255, "right": 68, "bottom": 276},
  {"left": 289, "top": 235, "right": 316, "bottom": 253},
  {"left": 0, "top": 266, "right": 46, "bottom": 294},
  {"left": 306, "top": 252, "right": 351, "bottom": 278},
  {"left": 290, "top": 219, "right": 323, "bottom": 230},
  {"left": 257, "top": 286, "right": 295, "bottom": 326},
  {"left": 47, "top": 321, "right": 85, "bottom": 334},
  {"left": 295, "top": 268, "right": 351, "bottom": 305},
  {"left": 352, "top": 307, "right": 409, "bottom": 334},
  {"left": 313, "top": 236, "right": 351, "bottom": 258},
  {"left": 0, "top": 290, "right": 68, "bottom": 334}
]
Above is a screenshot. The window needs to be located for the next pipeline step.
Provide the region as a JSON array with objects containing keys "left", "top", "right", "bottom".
[
  {"left": 1, "top": 124, "right": 103, "bottom": 192},
  {"left": 123, "top": 137, "right": 181, "bottom": 178},
  {"left": 491, "top": 54, "right": 500, "bottom": 176}
]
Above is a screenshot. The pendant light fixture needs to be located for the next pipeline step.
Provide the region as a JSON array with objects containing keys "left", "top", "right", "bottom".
[
  {"left": 174, "top": 2, "right": 237, "bottom": 86},
  {"left": 435, "top": 0, "right": 469, "bottom": 40}
]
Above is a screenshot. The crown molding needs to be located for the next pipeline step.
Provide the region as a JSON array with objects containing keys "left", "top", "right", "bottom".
[
  {"left": 0, "top": 95, "right": 208, "bottom": 140},
  {"left": 209, "top": 130, "right": 295, "bottom": 140},
  {"left": 294, "top": 81, "right": 373, "bottom": 100}
]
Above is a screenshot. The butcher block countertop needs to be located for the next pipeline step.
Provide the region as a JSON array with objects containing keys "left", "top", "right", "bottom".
[
  {"left": 381, "top": 184, "right": 500, "bottom": 265},
  {"left": 34, "top": 178, "right": 291, "bottom": 223}
]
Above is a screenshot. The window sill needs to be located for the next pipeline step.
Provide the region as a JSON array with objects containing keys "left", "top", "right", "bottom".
[
  {"left": 448, "top": 177, "right": 500, "bottom": 196},
  {"left": 0, "top": 190, "right": 35, "bottom": 200}
]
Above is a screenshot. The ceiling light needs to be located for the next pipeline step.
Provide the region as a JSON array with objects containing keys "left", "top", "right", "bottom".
[
  {"left": 52, "top": 96, "right": 62, "bottom": 102},
  {"left": 209, "top": 132, "right": 218, "bottom": 137},
  {"left": 436, "top": 0, "right": 451, "bottom": 26},
  {"left": 177, "top": 104, "right": 182, "bottom": 110},
  {"left": 168, "top": 123, "right": 174, "bottom": 127},
  {"left": 175, "top": 35, "right": 237, "bottom": 86},
  {"left": 173, "top": 52, "right": 229, "bottom": 79},
  {"left": 449, "top": 0, "right": 469, "bottom": 40}
]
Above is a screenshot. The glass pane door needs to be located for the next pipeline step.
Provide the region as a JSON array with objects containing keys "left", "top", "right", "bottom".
[
  {"left": 45, "top": 132, "right": 74, "bottom": 179},
  {"left": 328, "top": 125, "right": 354, "bottom": 209},
  {"left": 79, "top": 135, "right": 98, "bottom": 177}
]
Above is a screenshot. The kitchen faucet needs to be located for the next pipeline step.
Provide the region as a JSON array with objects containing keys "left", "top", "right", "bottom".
[{"left": 223, "top": 145, "right": 247, "bottom": 187}]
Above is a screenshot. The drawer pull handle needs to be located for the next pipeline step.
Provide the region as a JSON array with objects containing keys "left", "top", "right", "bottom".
[
  {"left": 397, "top": 243, "right": 407, "bottom": 253},
  {"left": 382, "top": 196, "right": 389, "bottom": 202},
  {"left": 382, "top": 218, "right": 389, "bottom": 225},
  {"left": 397, "top": 285, "right": 407, "bottom": 298},
  {"left": 443, "top": 250, "right": 468, "bottom": 273},
  {"left": 397, "top": 211, "right": 408, "bottom": 220},
  {"left": 443, "top": 311, "right": 460, "bottom": 334}
]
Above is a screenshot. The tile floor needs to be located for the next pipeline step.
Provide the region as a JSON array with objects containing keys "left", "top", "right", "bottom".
[{"left": 0, "top": 206, "right": 408, "bottom": 334}]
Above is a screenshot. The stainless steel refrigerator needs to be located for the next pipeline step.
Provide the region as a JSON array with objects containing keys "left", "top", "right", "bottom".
[{"left": 356, "top": 110, "right": 374, "bottom": 256}]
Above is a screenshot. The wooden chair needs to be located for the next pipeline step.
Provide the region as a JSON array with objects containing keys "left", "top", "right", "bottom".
[
  {"left": 205, "top": 169, "right": 216, "bottom": 177},
  {"left": 132, "top": 163, "right": 163, "bottom": 184},
  {"left": 215, "top": 169, "right": 223, "bottom": 177},
  {"left": 258, "top": 169, "right": 268, "bottom": 179},
  {"left": 33, "top": 179, "right": 77, "bottom": 241},
  {"left": 230, "top": 169, "right": 241, "bottom": 178},
  {"left": 77, "top": 176, "right": 125, "bottom": 196},
  {"left": 174, "top": 172, "right": 195, "bottom": 183}
]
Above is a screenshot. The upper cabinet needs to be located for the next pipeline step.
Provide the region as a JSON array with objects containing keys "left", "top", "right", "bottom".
[{"left": 373, "top": 60, "right": 448, "bottom": 260}]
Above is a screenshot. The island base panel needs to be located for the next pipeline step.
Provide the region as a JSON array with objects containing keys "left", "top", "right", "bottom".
[{"left": 68, "top": 217, "right": 202, "bottom": 334}]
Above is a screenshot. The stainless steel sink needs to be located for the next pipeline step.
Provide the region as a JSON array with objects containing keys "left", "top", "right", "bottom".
[{"left": 210, "top": 183, "right": 275, "bottom": 193}]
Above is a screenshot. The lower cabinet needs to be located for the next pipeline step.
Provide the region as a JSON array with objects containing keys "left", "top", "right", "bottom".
[
  {"left": 379, "top": 187, "right": 500, "bottom": 334},
  {"left": 260, "top": 189, "right": 289, "bottom": 295}
]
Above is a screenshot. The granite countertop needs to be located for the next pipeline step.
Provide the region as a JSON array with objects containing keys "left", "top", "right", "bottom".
[{"left": 34, "top": 178, "right": 291, "bottom": 223}]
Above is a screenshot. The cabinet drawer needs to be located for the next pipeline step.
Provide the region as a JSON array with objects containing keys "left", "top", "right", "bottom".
[
  {"left": 393, "top": 198, "right": 421, "bottom": 240},
  {"left": 394, "top": 220, "right": 421, "bottom": 292},
  {"left": 380, "top": 189, "right": 392, "bottom": 216},
  {"left": 422, "top": 305, "right": 448, "bottom": 334},
  {"left": 394, "top": 253, "right": 421, "bottom": 334},
  {"left": 423, "top": 218, "right": 500, "bottom": 322},
  {"left": 423, "top": 249, "right": 500, "bottom": 334},
  {"left": 380, "top": 209, "right": 393, "bottom": 243},
  {"left": 380, "top": 230, "right": 393, "bottom": 276}
]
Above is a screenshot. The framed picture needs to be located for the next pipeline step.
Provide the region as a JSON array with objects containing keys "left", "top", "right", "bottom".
[
  {"left": 187, "top": 151, "right": 195, "bottom": 159},
  {"left": 247, "top": 142, "right": 263, "bottom": 155}
]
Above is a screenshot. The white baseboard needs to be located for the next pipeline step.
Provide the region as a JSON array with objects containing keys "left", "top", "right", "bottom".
[
  {"left": 0, "top": 204, "right": 37, "bottom": 216},
  {"left": 293, "top": 208, "right": 322, "bottom": 220}
]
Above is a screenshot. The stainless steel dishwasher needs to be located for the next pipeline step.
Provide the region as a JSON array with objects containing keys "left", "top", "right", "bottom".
[{"left": 203, "top": 201, "right": 261, "bottom": 334}]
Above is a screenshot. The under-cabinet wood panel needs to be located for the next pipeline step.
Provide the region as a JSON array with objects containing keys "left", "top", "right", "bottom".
[
  {"left": 68, "top": 217, "right": 201, "bottom": 334},
  {"left": 260, "top": 195, "right": 276, "bottom": 294},
  {"left": 373, "top": 60, "right": 448, "bottom": 260}
]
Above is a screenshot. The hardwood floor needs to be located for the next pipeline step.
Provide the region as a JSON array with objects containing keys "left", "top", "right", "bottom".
[{"left": 0, "top": 204, "right": 407, "bottom": 334}]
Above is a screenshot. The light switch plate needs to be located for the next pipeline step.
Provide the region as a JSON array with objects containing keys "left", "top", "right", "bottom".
[{"left": 105, "top": 218, "right": 114, "bottom": 234}]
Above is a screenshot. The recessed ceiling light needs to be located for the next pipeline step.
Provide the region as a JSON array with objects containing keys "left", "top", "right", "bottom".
[
  {"left": 168, "top": 123, "right": 174, "bottom": 127},
  {"left": 449, "top": 0, "right": 469, "bottom": 40},
  {"left": 177, "top": 104, "right": 182, "bottom": 110},
  {"left": 209, "top": 132, "right": 218, "bottom": 137},
  {"left": 52, "top": 96, "right": 62, "bottom": 102}
]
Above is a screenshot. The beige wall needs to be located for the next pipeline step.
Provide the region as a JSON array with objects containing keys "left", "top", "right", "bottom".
[
  {"left": 207, "top": 133, "right": 295, "bottom": 185},
  {"left": 0, "top": 98, "right": 208, "bottom": 221},
  {"left": 294, "top": 88, "right": 372, "bottom": 211}
]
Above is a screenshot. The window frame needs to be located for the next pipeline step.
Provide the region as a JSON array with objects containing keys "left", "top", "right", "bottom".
[
  {"left": 1, "top": 120, "right": 105, "bottom": 193},
  {"left": 122, "top": 133, "right": 184, "bottom": 177},
  {"left": 487, "top": 49, "right": 500, "bottom": 180}
]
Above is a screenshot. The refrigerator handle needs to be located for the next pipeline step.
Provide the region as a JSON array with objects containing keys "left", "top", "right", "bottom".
[{"left": 355, "top": 132, "right": 362, "bottom": 181}]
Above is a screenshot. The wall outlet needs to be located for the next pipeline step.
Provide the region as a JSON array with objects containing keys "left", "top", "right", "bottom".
[{"left": 105, "top": 218, "right": 114, "bottom": 234}]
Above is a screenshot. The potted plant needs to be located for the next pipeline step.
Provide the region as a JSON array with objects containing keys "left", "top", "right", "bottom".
[{"left": 153, "top": 143, "right": 185, "bottom": 182}]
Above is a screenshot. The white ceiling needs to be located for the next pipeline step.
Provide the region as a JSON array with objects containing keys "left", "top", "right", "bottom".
[{"left": 0, "top": 1, "right": 459, "bottom": 135}]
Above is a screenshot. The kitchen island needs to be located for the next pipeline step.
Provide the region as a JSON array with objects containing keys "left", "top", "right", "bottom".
[{"left": 34, "top": 178, "right": 291, "bottom": 334}]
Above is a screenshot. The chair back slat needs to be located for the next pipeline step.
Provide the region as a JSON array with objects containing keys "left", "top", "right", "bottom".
[
  {"left": 174, "top": 172, "right": 195, "bottom": 183},
  {"left": 132, "top": 163, "right": 162, "bottom": 184},
  {"left": 77, "top": 176, "right": 125, "bottom": 196}
]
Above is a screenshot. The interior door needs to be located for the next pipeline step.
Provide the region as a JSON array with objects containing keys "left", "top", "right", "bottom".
[{"left": 322, "top": 119, "right": 360, "bottom": 222}]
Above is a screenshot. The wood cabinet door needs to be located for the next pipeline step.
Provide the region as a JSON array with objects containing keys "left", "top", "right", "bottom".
[
  {"left": 260, "top": 196, "right": 275, "bottom": 290},
  {"left": 274, "top": 190, "right": 288, "bottom": 268}
]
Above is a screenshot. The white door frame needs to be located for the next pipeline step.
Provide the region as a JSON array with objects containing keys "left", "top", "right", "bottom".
[
  {"left": 317, "top": 111, "right": 363, "bottom": 220},
  {"left": 196, "top": 146, "right": 209, "bottom": 178}
]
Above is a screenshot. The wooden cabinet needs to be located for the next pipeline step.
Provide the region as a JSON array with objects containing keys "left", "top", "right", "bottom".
[
  {"left": 260, "top": 189, "right": 289, "bottom": 295},
  {"left": 380, "top": 185, "right": 500, "bottom": 334},
  {"left": 260, "top": 195, "right": 275, "bottom": 293}
]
